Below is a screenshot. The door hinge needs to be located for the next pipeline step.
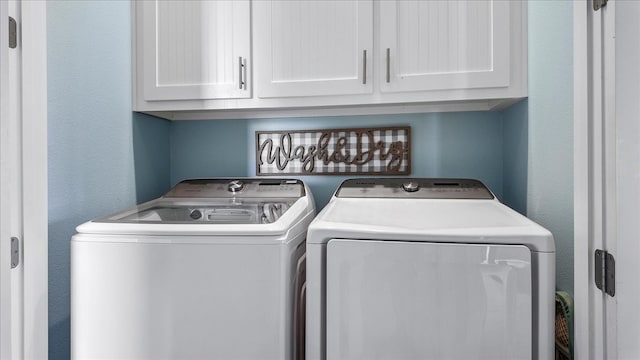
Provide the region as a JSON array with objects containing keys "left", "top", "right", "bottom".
[
  {"left": 8, "top": 16, "right": 17, "bottom": 49},
  {"left": 594, "top": 0, "right": 608, "bottom": 11},
  {"left": 595, "top": 249, "right": 615, "bottom": 297},
  {"left": 10, "top": 237, "right": 19, "bottom": 269}
]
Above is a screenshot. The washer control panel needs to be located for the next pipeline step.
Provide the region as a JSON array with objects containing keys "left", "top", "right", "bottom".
[
  {"left": 336, "top": 178, "right": 494, "bottom": 199},
  {"left": 164, "top": 179, "right": 305, "bottom": 198}
]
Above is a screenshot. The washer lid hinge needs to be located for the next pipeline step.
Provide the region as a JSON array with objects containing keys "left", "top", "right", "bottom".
[{"left": 595, "top": 249, "right": 615, "bottom": 297}]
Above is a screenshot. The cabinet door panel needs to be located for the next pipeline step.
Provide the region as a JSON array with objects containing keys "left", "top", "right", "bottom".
[
  {"left": 255, "top": 1, "right": 373, "bottom": 98},
  {"left": 141, "top": 0, "right": 250, "bottom": 101},
  {"left": 380, "top": 0, "right": 510, "bottom": 93}
]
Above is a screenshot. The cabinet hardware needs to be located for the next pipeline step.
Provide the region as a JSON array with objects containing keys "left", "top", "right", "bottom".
[
  {"left": 239, "top": 57, "right": 247, "bottom": 90},
  {"left": 386, "top": 48, "right": 390, "bottom": 83},
  {"left": 242, "top": 58, "right": 247, "bottom": 90},
  {"left": 362, "top": 50, "right": 367, "bottom": 84},
  {"left": 8, "top": 16, "right": 17, "bottom": 49}
]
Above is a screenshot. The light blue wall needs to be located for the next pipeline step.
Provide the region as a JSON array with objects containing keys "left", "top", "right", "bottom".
[
  {"left": 45, "top": 0, "right": 574, "bottom": 358},
  {"left": 170, "top": 112, "right": 510, "bottom": 209},
  {"left": 527, "top": 1, "right": 574, "bottom": 294},
  {"left": 502, "top": 99, "right": 529, "bottom": 215},
  {"left": 47, "top": 1, "right": 170, "bottom": 359}
]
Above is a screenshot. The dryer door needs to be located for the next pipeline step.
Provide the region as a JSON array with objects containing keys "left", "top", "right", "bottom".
[{"left": 326, "top": 239, "right": 532, "bottom": 360}]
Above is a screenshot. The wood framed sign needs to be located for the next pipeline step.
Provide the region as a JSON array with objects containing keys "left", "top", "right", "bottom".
[{"left": 256, "top": 126, "right": 411, "bottom": 175}]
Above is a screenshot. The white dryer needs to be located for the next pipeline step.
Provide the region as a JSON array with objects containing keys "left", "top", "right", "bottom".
[
  {"left": 71, "top": 178, "right": 315, "bottom": 360},
  {"left": 306, "top": 178, "right": 555, "bottom": 360}
]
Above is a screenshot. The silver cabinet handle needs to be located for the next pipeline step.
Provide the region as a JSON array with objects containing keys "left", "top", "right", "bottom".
[
  {"left": 362, "top": 50, "right": 367, "bottom": 85},
  {"left": 242, "top": 58, "right": 247, "bottom": 90},
  {"left": 386, "top": 48, "right": 390, "bottom": 83},
  {"left": 238, "top": 57, "right": 242, "bottom": 89},
  {"left": 239, "top": 57, "right": 247, "bottom": 90}
]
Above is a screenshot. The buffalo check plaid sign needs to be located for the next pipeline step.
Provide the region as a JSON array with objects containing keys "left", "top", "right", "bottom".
[{"left": 256, "top": 127, "right": 411, "bottom": 175}]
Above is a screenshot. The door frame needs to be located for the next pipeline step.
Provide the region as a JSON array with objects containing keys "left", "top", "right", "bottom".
[
  {"left": 0, "top": 0, "right": 13, "bottom": 356},
  {"left": 1, "top": 1, "right": 48, "bottom": 358},
  {"left": 573, "top": 1, "right": 599, "bottom": 359},
  {"left": 573, "top": 0, "right": 605, "bottom": 360},
  {"left": 574, "top": 0, "right": 617, "bottom": 358},
  {"left": 21, "top": 1, "right": 48, "bottom": 358}
]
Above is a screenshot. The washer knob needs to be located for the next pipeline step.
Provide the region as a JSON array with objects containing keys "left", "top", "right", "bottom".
[
  {"left": 190, "top": 209, "right": 202, "bottom": 220},
  {"left": 227, "top": 180, "right": 245, "bottom": 193},
  {"left": 402, "top": 182, "right": 420, "bottom": 192}
]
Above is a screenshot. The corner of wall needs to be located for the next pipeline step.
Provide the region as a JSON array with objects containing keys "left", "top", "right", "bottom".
[
  {"left": 500, "top": 99, "right": 529, "bottom": 215},
  {"left": 132, "top": 112, "right": 172, "bottom": 203}
]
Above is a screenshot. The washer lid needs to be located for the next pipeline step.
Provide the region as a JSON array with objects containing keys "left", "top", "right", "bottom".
[
  {"left": 102, "top": 178, "right": 304, "bottom": 224},
  {"left": 74, "top": 178, "right": 315, "bottom": 236},
  {"left": 99, "top": 201, "right": 293, "bottom": 225},
  {"left": 75, "top": 197, "right": 314, "bottom": 237}
]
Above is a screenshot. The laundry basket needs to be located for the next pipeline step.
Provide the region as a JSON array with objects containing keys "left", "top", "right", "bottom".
[{"left": 555, "top": 291, "right": 573, "bottom": 360}]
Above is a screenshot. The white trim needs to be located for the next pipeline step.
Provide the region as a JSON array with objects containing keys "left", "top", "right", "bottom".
[
  {"left": 20, "top": 1, "right": 48, "bottom": 358},
  {"left": 0, "top": 1, "right": 15, "bottom": 358},
  {"left": 573, "top": 0, "right": 596, "bottom": 358},
  {"left": 590, "top": 6, "right": 607, "bottom": 358},
  {"left": 573, "top": 0, "right": 589, "bottom": 358},
  {"left": 574, "top": 1, "right": 619, "bottom": 358},
  {"left": 601, "top": 2, "right": 618, "bottom": 358},
  {"left": 140, "top": 99, "right": 520, "bottom": 121}
]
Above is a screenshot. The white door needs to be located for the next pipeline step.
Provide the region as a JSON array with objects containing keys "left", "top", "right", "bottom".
[
  {"left": 0, "top": 1, "right": 47, "bottom": 358},
  {"left": 254, "top": 0, "right": 373, "bottom": 98},
  {"left": 575, "top": 0, "right": 640, "bottom": 358},
  {"left": 0, "top": 1, "right": 13, "bottom": 356},
  {"left": 139, "top": 0, "right": 251, "bottom": 101},
  {"left": 613, "top": 1, "right": 640, "bottom": 358},
  {"left": 326, "top": 239, "right": 532, "bottom": 360},
  {"left": 1, "top": 1, "right": 22, "bottom": 358},
  {"left": 379, "top": 0, "right": 510, "bottom": 93}
]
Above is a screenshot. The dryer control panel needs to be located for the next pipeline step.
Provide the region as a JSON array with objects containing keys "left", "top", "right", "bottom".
[{"left": 336, "top": 178, "right": 494, "bottom": 199}]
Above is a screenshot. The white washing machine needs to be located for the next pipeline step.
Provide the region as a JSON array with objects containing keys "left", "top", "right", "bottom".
[
  {"left": 306, "top": 178, "right": 555, "bottom": 360},
  {"left": 71, "top": 178, "right": 315, "bottom": 360}
]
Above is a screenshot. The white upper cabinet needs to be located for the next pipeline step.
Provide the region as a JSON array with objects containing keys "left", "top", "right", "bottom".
[
  {"left": 254, "top": 1, "right": 373, "bottom": 98},
  {"left": 132, "top": 0, "right": 526, "bottom": 119},
  {"left": 138, "top": 0, "right": 250, "bottom": 101},
  {"left": 379, "top": 0, "right": 510, "bottom": 93}
]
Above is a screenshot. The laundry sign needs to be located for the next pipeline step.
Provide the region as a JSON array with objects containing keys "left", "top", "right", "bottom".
[{"left": 256, "top": 127, "right": 411, "bottom": 175}]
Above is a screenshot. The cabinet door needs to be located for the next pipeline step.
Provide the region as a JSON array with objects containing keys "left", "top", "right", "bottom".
[
  {"left": 140, "top": 1, "right": 250, "bottom": 101},
  {"left": 380, "top": 0, "right": 510, "bottom": 93},
  {"left": 254, "top": 1, "right": 373, "bottom": 98}
]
